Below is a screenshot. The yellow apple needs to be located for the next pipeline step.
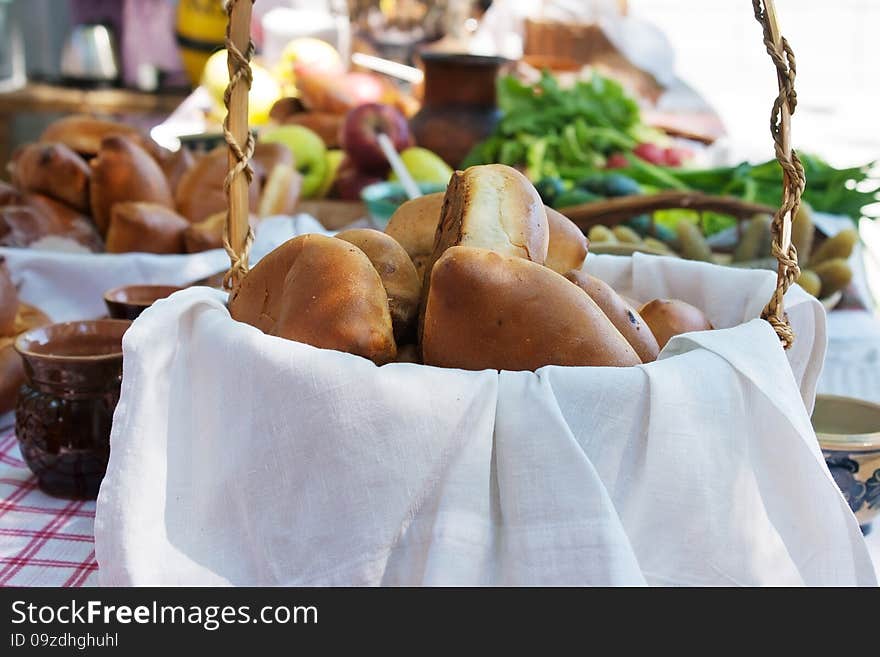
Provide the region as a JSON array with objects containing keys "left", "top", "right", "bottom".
[
  {"left": 390, "top": 147, "right": 453, "bottom": 185},
  {"left": 201, "top": 50, "right": 281, "bottom": 126}
]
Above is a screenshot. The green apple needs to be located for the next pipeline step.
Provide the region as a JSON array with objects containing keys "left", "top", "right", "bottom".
[
  {"left": 315, "top": 149, "right": 345, "bottom": 199},
  {"left": 390, "top": 147, "right": 453, "bottom": 185},
  {"left": 259, "top": 125, "right": 328, "bottom": 198}
]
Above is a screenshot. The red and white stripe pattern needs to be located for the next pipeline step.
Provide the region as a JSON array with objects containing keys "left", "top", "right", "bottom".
[{"left": 0, "top": 429, "right": 97, "bottom": 587}]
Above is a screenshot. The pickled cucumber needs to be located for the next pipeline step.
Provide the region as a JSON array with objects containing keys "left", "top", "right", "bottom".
[
  {"left": 643, "top": 237, "right": 675, "bottom": 255},
  {"left": 811, "top": 228, "right": 858, "bottom": 266},
  {"left": 676, "top": 220, "right": 713, "bottom": 262},
  {"left": 791, "top": 203, "right": 815, "bottom": 266},
  {"left": 733, "top": 213, "right": 772, "bottom": 262},
  {"left": 588, "top": 225, "right": 617, "bottom": 243},
  {"left": 812, "top": 258, "right": 853, "bottom": 297},
  {"left": 796, "top": 269, "right": 821, "bottom": 297},
  {"left": 612, "top": 225, "right": 643, "bottom": 244}
]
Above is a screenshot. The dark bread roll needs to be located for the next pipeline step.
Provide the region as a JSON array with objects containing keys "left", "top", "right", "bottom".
[
  {"left": 159, "top": 147, "right": 195, "bottom": 196},
  {"left": 565, "top": 270, "right": 658, "bottom": 363},
  {"left": 0, "top": 180, "right": 25, "bottom": 205},
  {"left": 422, "top": 246, "right": 641, "bottom": 371},
  {"left": 253, "top": 142, "right": 294, "bottom": 184},
  {"left": 105, "top": 202, "right": 190, "bottom": 254},
  {"left": 545, "top": 206, "right": 589, "bottom": 275},
  {"left": 183, "top": 211, "right": 259, "bottom": 254},
  {"left": 334, "top": 228, "right": 421, "bottom": 343},
  {"left": 0, "top": 206, "right": 55, "bottom": 248},
  {"left": 384, "top": 192, "right": 443, "bottom": 280},
  {"left": 229, "top": 234, "right": 396, "bottom": 364},
  {"left": 9, "top": 143, "right": 91, "bottom": 213},
  {"left": 90, "top": 136, "right": 174, "bottom": 236},
  {"left": 24, "top": 194, "right": 103, "bottom": 252},
  {"left": 639, "top": 298, "right": 713, "bottom": 350},
  {"left": 175, "top": 146, "right": 261, "bottom": 223}
]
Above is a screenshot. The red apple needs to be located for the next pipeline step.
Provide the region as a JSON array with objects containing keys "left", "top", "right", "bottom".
[
  {"left": 633, "top": 142, "right": 666, "bottom": 165},
  {"left": 605, "top": 152, "right": 628, "bottom": 169},
  {"left": 340, "top": 103, "right": 412, "bottom": 175},
  {"left": 333, "top": 157, "right": 384, "bottom": 201}
]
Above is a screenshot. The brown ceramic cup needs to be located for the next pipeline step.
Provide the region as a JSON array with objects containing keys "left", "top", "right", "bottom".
[
  {"left": 103, "top": 284, "right": 183, "bottom": 320},
  {"left": 14, "top": 319, "right": 130, "bottom": 499}
]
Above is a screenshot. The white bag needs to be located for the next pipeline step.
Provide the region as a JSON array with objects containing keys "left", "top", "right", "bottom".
[{"left": 94, "top": 254, "right": 877, "bottom": 586}]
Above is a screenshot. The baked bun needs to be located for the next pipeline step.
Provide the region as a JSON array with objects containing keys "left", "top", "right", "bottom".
[
  {"left": 545, "top": 207, "right": 589, "bottom": 275},
  {"left": 0, "top": 258, "right": 18, "bottom": 336},
  {"left": 175, "top": 146, "right": 260, "bottom": 223},
  {"left": 0, "top": 181, "right": 24, "bottom": 205},
  {"left": 639, "top": 298, "right": 713, "bottom": 349},
  {"left": 0, "top": 206, "right": 55, "bottom": 248},
  {"left": 253, "top": 142, "right": 294, "bottom": 184},
  {"left": 105, "top": 202, "right": 189, "bottom": 254},
  {"left": 10, "top": 143, "right": 91, "bottom": 213},
  {"left": 183, "top": 210, "right": 259, "bottom": 254},
  {"left": 384, "top": 192, "right": 443, "bottom": 279},
  {"left": 258, "top": 163, "right": 302, "bottom": 217},
  {"left": 39, "top": 115, "right": 147, "bottom": 157},
  {"left": 24, "top": 194, "right": 103, "bottom": 252},
  {"left": 229, "top": 234, "right": 396, "bottom": 364},
  {"left": 335, "top": 228, "right": 421, "bottom": 343},
  {"left": 429, "top": 164, "right": 548, "bottom": 276},
  {"left": 0, "top": 302, "right": 51, "bottom": 414},
  {"left": 90, "top": 136, "right": 174, "bottom": 235},
  {"left": 565, "top": 270, "right": 658, "bottom": 363},
  {"left": 422, "top": 246, "right": 640, "bottom": 371},
  {"left": 159, "top": 147, "right": 195, "bottom": 196}
]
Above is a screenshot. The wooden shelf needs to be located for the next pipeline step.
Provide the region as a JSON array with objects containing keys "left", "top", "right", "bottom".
[{"left": 0, "top": 82, "right": 188, "bottom": 115}]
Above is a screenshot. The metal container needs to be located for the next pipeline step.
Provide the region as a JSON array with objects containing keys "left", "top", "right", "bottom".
[{"left": 60, "top": 23, "right": 120, "bottom": 85}]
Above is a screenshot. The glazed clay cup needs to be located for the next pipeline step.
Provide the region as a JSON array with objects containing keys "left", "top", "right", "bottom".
[
  {"left": 103, "top": 284, "right": 183, "bottom": 320},
  {"left": 14, "top": 320, "right": 130, "bottom": 499}
]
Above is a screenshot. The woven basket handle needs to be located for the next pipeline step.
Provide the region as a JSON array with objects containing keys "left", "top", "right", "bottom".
[
  {"left": 754, "top": 0, "right": 804, "bottom": 348},
  {"left": 223, "top": 0, "right": 255, "bottom": 291}
]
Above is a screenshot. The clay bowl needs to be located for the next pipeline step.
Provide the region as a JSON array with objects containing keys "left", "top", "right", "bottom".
[
  {"left": 14, "top": 319, "right": 130, "bottom": 499},
  {"left": 103, "top": 284, "right": 183, "bottom": 320}
]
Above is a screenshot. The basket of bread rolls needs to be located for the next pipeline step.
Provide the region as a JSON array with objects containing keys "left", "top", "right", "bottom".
[{"left": 93, "top": 1, "right": 876, "bottom": 586}]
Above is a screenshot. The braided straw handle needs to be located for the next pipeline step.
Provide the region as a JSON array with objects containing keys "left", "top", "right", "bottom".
[
  {"left": 223, "top": 0, "right": 255, "bottom": 291},
  {"left": 753, "top": 0, "right": 804, "bottom": 348}
]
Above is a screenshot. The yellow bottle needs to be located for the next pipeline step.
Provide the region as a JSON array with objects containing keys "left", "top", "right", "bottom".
[{"left": 176, "top": 0, "right": 229, "bottom": 86}]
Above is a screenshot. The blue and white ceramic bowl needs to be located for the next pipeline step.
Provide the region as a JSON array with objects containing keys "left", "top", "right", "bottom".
[{"left": 813, "top": 395, "right": 880, "bottom": 535}]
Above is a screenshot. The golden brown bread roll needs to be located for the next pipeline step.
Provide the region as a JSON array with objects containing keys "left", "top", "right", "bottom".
[
  {"left": 175, "top": 146, "right": 261, "bottom": 223},
  {"left": 253, "top": 142, "right": 294, "bottom": 184},
  {"left": 9, "top": 143, "right": 91, "bottom": 213},
  {"left": 384, "top": 192, "right": 443, "bottom": 279},
  {"left": 639, "top": 298, "right": 713, "bottom": 350},
  {"left": 335, "top": 228, "right": 422, "bottom": 343},
  {"left": 0, "top": 180, "right": 24, "bottom": 205},
  {"left": 90, "top": 136, "right": 174, "bottom": 236},
  {"left": 422, "top": 246, "right": 641, "bottom": 371},
  {"left": 229, "top": 234, "right": 396, "bottom": 364},
  {"left": 183, "top": 210, "right": 260, "bottom": 254},
  {"left": 0, "top": 258, "right": 18, "bottom": 336},
  {"left": 39, "top": 115, "right": 148, "bottom": 158},
  {"left": 257, "top": 163, "right": 302, "bottom": 217},
  {"left": 545, "top": 207, "right": 589, "bottom": 275},
  {"left": 159, "top": 147, "right": 195, "bottom": 196},
  {"left": 429, "top": 164, "right": 549, "bottom": 276},
  {"left": 105, "top": 202, "right": 190, "bottom": 254},
  {"left": 0, "top": 206, "right": 55, "bottom": 248},
  {"left": 0, "top": 302, "right": 51, "bottom": 414},
  {"left": 565, "top": 270, "right": 658, "bottom": 363}
]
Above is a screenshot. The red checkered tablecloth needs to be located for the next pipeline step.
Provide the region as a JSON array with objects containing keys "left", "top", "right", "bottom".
[{"left": 0, "top": 428, "right": 98, "bottom": 587}]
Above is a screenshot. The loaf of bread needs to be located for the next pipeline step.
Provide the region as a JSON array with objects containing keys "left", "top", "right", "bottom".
[
  {"left": 429, "top": 164, "right": 548, "bottom": 277},
  {"left": 258, "top": 163, "right": 302, "bottom": 217},
  {"left": 39, "top": 115, "right": 147, "bottom": 157},
  {"left": 159, "top": 147, "right": 195, "bottom": 196},
  {"left": 183, "top": 210, "right": 260, "bottom": 254},
  {"left": 24, "top": 194, "right": 103, "bottom": 252},
  {"left": 639, "top": 298, "right": 713, "bottom": 349},
  {"left": 384, "top": 192, "right": 443, "bottom": 279},
  {"left": 0, "top": 302, "right": 51, "bottom": 415},
  {"left": 335, "top": 228, "right": 421, "bottom": 343},
  {"left": 0, "top": 258, "right": 18, "bottom": 336},
  {"left": 10, "top": 143, "right": 91, "bottom": 213},
  {"left": 545, "top": 207, "right": 589, "bottom": 275},
  {"left": 105, "top": 202, "right": 190, "bottom": 254},
  {"left": 422, "top": 246, "right": 640, "bottom": 371},
  {"left": 253, "top": 142, "right": 294, "bottom": 184},
  {"left": 565, "top": 270, "right": 658, "bottom": 363},
  {"left": 229, "top": 234, "right": 396, "bottom": 364},
  {"left": 90, "top": 136, "right": 174, "bottom": 236},
  {"left": 175, "top": 146, "right": 261, "bottom": 223}
]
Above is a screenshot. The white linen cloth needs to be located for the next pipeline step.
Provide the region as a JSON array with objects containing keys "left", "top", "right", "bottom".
[
  {"left": 94, "top": 252, "right": 876, "bottom": 586},
  {"left": 0, "top": 214, "right": 327, "bottom": 322}
]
